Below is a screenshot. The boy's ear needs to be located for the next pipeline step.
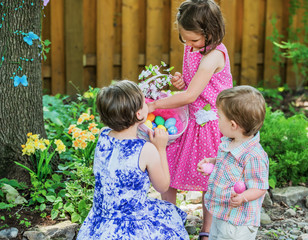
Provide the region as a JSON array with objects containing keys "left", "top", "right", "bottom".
[
  {"left": 136, "top": 109, "right": 142, "bottom": 120},
  {"left": 230, "top": 120, "right": 238, "bottom": 129}
]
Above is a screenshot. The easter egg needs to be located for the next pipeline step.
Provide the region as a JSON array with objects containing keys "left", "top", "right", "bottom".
[
  {"left": 152, "top": 122, "right": 157, "bottom": 129},
  {"left": 147, "top": 113, "right": 155, "bottom": 122},
  {"left": 165, "top": 118, "right": 177, "bottom": 129},
  {"left": 155, "top": 116, "right": 165, "bottom": 126},
  {"left": 233, "top": 181, "right": 246, "bottom": 194},
  {"left": 167, "top": 125, "right": 178, "bottom": 135},
  {"left": 144, "top": 120, "right": 152, "bottom": 129},
  {"left": 201, "top": 162, "right": 215, "bottom": 175},
  {"left": 156, "top": 125, "right": 167, "bottom": 131}
]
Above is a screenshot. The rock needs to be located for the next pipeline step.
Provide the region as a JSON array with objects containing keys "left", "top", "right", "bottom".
[
  {"left": 263, "top": 191, "right": 273, "bottom": 208},
  {"left": 23, "top": 221, "right": 78, "bottom": 240},
  {"left": 260, "top": 212, "right": 272, "bottom": 225},
  {"left": 298, "top": 234, "right": 308, "bottom": 240},
  {"left": 1, "top": 184, "right": 27, "bottom": 205},
  {"left": 306, "top": 196, "right": 308, "bottom": 208},
  {"left": 0, "top": 228, "right": 18, "bottom": 239},
  {"left": 185, "top": 224, "right": 197, "bottom": 235},
  {"left": 185, "top": 191, "right": 202, "bottom": 204},
  {"left": 285, "top": 208, "right": 297, "bottom": 217},
  {"left": 271, "top": 186, "right": 308, "bottom": 207}
]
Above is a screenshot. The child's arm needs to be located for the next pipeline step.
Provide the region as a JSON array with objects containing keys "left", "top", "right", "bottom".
[
  {"left": 139, "top": 128, "right": 170, "bottom": 193},
  {"left": 230, "top": 189, "right": 266, "bottom": 208},
  {"left": 148, "top": 50, "right": 225, "bottom": 113}
]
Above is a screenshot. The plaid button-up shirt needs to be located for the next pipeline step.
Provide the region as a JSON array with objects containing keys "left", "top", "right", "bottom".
[{"left": 204, "top": 132, "right": 269, "bottom": 226}]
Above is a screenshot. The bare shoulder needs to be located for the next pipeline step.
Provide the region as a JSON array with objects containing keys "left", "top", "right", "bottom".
[{"left": 199, "top": 49, "right": 225, "bottom": 72}]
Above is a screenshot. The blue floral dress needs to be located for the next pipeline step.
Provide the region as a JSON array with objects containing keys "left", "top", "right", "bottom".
[{"left": 77, "top": 128, "right": 189, "bottom": 240}]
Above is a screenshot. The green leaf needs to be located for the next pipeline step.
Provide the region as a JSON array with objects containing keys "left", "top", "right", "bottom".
[
  {"left": 40, "top": 203, "right": 46, "bottom": 211},
  {"left": 44, "top": 48, "right": 50, "bottom": 53},
  {"left": 46, "top": 194, "right": 56, "bottom": 202},
  {"left": 44, "top": 39, "right": 51, "bottom": 46},
  {"left": 36, "top": 196, "right": 45, "bottom": 203},
  {"left": 78, "top": 200, "right": 87, "bottom": 212},
  {"left": 51, "top": 209, "right": 59, "bottom": 220},
  {"left": 64, "top": 202, "right": 75, "bottom": 213},
  {"left": 71, "top": 212, "right": 81, "bottom": 223},
  {"left": 203, "top": 104, "right": 211, "bottom": 111}
]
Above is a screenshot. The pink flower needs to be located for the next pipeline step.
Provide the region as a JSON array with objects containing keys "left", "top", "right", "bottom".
[{"left": 43, "top": 0, "right": 50, "bottom": 6}]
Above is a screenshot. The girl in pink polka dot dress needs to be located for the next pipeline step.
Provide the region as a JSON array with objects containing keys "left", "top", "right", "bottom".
[{"left": 147, "top": 1, "right": 232, "bottom": 239}]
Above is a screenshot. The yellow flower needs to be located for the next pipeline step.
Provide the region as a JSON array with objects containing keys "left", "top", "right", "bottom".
[
  {"left": 91, "top": 128, "right": 99, "bottom": 134},
  {"left": 80, "top": 141, "right": 87, "bottom": 149},
  {"left": 44, "top": 139, "right": 50, "bottom": 145},
  {"left": 21, "top": 145, "right": 25, "bottom": 149},
  {"left": 38, "top": 143, "right": 47, "bottom": 152},
  {"left": 27, "top": 132, "right": 32, "bottom": 137},
  {"left": 56, "top": 144, "right": 66, "bottom": 154}
]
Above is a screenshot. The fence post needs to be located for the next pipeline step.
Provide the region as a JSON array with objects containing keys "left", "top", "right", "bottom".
[
  {"left": 122, "top": 0, "right": 139, "bottom": 82},
  {"left": 97, "top": 0, "right": 115, "bottom": 87},
  {"left": 146, "top": 0, "right": 164, "bottom": 66}
]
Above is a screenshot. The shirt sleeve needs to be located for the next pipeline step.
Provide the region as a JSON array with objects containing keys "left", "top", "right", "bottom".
[{"left": 244, "top": 153, "right": 269, "bottom": 190}]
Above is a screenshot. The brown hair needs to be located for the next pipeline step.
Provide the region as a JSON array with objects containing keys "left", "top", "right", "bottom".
[
  {"left": 96, "top": 80, "right": 144, "bottom": 131},
  {"left": 216, "top": 86, "right": 266, "bottom": 136},
  {"left": 176, "top": 0, "right": 225, "bottom": 55}
]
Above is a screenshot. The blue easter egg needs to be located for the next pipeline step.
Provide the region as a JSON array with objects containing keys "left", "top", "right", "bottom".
[
  {"left": 168, "top": 125, "right": 178, "bottom": 135},
  {"left": 152, "top": 122, "right": 157, "bottom": 129},
  {"left": 165, "top": 118, "right": 176, "bottom": 129}
]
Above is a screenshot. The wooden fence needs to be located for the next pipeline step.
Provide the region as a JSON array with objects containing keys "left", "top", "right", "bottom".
[{"left": 41, "top": 0, "right": 306, "bottom": 95}]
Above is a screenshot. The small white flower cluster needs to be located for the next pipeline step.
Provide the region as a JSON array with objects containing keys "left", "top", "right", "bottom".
[
  {"left": 138, "top": 62, "right": 174, "bottom": 100},
  {"left": 195, "top": 109, "right": 218, "bottom": 125}
]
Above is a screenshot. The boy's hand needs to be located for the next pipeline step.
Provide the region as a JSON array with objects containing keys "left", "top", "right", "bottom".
[
  {"left": 230, "top": 192, "right": 245, "bottom": 208},
  {"left": 149, "top": 128, "right": 169, "bottom": 151},
  {"left": 171, "top": 72, "right": 185, "bottom": 90},
  {"left": 197, "top": 158, "right": 216, "bottom": 175}
]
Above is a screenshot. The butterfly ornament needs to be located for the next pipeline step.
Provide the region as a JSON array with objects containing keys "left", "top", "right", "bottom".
[
  {"left": 23, "top": 32, "right": 39, "bottom": 46},
  {"left": 14, "top": 75, "right": 28, "bottom": 87}
]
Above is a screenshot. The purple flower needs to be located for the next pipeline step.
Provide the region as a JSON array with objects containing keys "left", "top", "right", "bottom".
[{"left": 43, "top": 0, "right": 50, "bottom": 6}]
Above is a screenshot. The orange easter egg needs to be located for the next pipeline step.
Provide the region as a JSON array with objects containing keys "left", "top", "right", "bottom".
[{"left": 147, "top": 113, "right": 155, "bottom": 122}]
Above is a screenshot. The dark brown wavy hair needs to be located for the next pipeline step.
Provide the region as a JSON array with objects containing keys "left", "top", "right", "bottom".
[
  {"left": 176, "top": 0, "right": 225, "bottom": 55},
  {"left": 96, "top": 80, "right": 144, "bottom": 131}
]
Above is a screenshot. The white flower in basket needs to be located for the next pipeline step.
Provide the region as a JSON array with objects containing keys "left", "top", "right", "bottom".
[{"left": 137, "top": 62, "right": 189, "bottom": 145}]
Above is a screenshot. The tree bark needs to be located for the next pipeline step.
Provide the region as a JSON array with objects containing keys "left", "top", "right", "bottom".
[{"left": 0, "top": 0, "right": 47, "bottom": 184}]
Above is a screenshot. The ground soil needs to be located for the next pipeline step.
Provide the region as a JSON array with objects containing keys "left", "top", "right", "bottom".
[{"left": 0, "top": 89, "right": 307, "bottom": 240}]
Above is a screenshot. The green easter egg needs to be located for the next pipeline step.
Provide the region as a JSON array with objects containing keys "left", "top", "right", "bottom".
[{"left": 155, "top": 116, "right": 165, "bottom": 126}]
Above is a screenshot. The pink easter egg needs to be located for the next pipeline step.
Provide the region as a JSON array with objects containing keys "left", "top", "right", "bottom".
[
  {"left": 233, "top": 181, "right": 246, "bottom": 194},
  {"left": 201, "top": 163, "right": 215, "bottom": 175}
]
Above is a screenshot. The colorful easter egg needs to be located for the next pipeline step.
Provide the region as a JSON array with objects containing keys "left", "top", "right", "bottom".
[
  {"left": 155, "top": 116, "right": 165, "bottom": 126},
  {"left": 156, "top": 125, "right": 167, "bottom": 131},
  {"left": 147, "top": 113, "right": 155, "bottom": 122},
  {"left": 152, "top": 122, "right": 157, "bottom": 129},
  {"left": 233, "top": 181, "right": 246, "bottom": 194},
  {"left": 165, "top": 118, "right": 176, "bottom": 129},
  {"left": 167, "top": 125, "right": 178, "bottom": 135},
  {"left": 144, "top": 120, "right": 153, "bottom": 129},
  {"left": 201, "top": 163, "right": 215, "bottom": 175}
]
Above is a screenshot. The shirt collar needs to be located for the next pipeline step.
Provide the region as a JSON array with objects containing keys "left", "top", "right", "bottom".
[{"left": 220, "top": 132, "right": 260, "bottom": 160}]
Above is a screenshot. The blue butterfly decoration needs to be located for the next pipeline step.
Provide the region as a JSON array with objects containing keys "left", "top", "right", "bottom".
[
  {"left": 14, "top": 75, "right": 28, "bottom": 87},
  {"left": 23, "top": 32, "right": 39, "bottom": 46}
]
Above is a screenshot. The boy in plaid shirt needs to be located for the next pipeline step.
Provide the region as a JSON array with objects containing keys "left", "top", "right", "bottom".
[{"left": 197, "top": 85, "right": 269, "bottom": 240}]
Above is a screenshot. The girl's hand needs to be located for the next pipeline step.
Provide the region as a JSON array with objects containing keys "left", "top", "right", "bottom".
[
  {"left": 147, "top": 101, "right": 155, "bottom": 113},
  {"left": 230, "top": 192, "right": 245, "bottom": 208},
  {"left": 171, "top": 72, "right": 185, "bottom": 90},
  {"left": 149, "top": 128, "right": 169, "bottom": 151},
  {"left": 197, "top": 158, "right": 216, "bottom": 175}
]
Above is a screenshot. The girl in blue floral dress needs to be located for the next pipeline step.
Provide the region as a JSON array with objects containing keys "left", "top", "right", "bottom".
[{"left": 77, "top": 80, "right": 189, "bottom": 240}]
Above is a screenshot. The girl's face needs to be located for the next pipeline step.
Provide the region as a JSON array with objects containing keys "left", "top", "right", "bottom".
[{"left": 179, "top": 28, "right": 205, "bottom": 51}]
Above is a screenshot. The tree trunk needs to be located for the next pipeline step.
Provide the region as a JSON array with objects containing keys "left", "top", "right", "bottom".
[{"left": 0, "top": 0, "right": 47, "bottom": 184}]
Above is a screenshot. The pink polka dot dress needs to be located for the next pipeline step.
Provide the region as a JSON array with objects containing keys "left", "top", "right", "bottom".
[{"left": 166, "top": 43, "right": 233, "bottom": 191}]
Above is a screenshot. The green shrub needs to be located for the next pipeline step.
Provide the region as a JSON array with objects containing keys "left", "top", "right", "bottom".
[{"left": 260, "top": 107, "right": 308, "bottom": 188}]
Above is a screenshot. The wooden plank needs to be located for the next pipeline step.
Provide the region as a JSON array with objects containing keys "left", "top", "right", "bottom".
[
  {"left": 83, "top": 0, "right": 96, "bottom": 89},
  {"left": 122, "top": 0, "right": 139, "bottom": 82},
  {"left": 170, "top": 0, "right": 183, "bottom": 75},
  {"left": 97, "top": 0, "right": 115, "bottom": 87},
  {"left": 220, "top": 0, "right": 236, "bottom": 79},
  {"left": 65, "top": 0, "right": 83, "bottom": 95},
  {"left": 50, "top": 0, "right": 65, "bottom": 94},
  {"left": 240, "top": 0, "right": 259, "bottom": 86},
  {"left": 264, "top": 0, "right": 283, "bottom": 88},
  {"left": 146, "top": 0, "right": 164, "bottom": 66}
]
